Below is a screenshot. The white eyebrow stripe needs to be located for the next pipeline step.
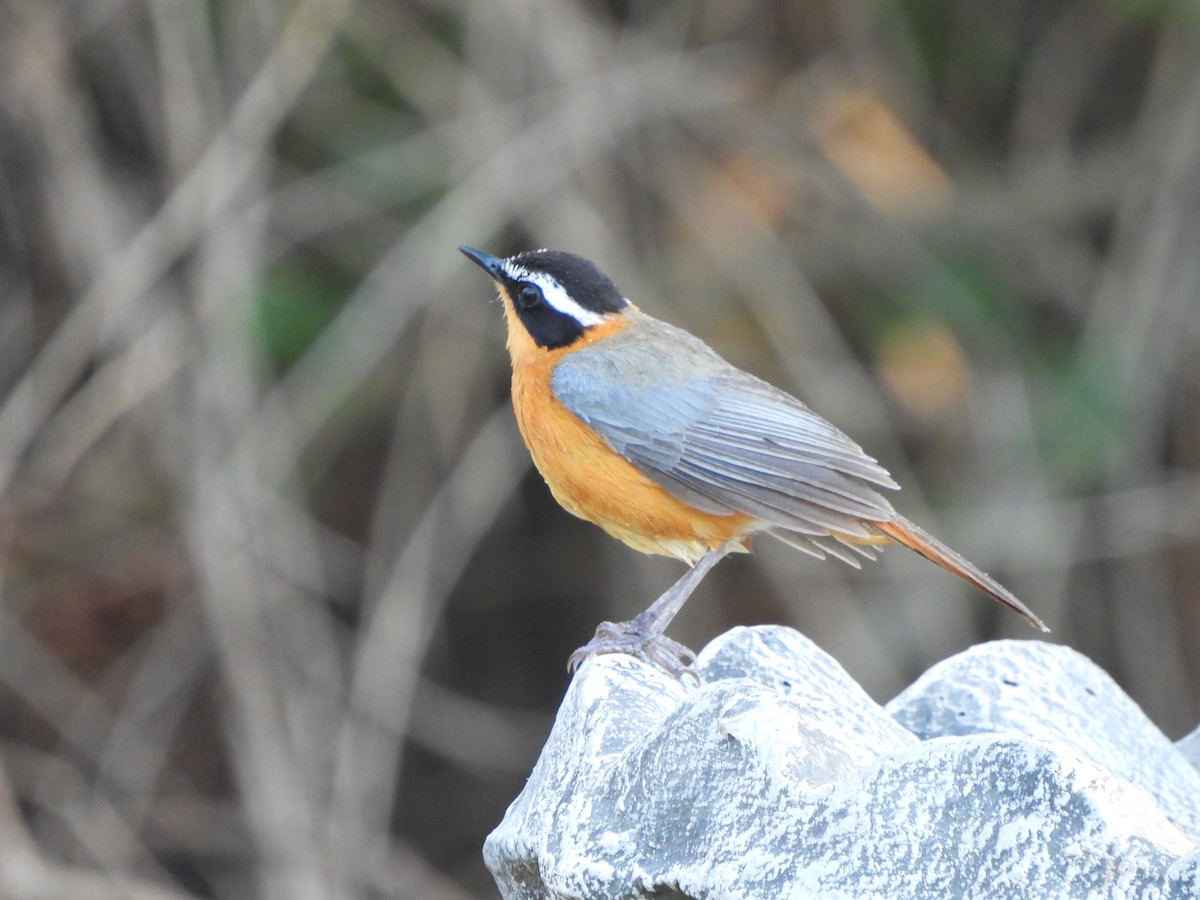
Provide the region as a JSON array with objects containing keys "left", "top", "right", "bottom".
[{"left": 502, "top": 264, "right": 606, "bottom": 327}]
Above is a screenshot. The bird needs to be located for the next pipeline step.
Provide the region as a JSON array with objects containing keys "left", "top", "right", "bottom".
[{"left": 460, "top": 245, "right": 1047, "bottom": 675}]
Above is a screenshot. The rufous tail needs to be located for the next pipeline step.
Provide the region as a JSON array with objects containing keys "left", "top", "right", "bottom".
[{"left": 876, "top": 515, "right": 1048, "bottom": 632}]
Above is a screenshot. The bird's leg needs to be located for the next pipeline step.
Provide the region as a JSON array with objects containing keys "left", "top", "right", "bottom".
[{"left": 568, "top": 541, "right": 736, "bottom": 678}]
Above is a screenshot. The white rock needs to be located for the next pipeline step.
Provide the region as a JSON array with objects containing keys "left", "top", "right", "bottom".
[
  {"left": 886, "top": 639, "right": 1200, "bottom": 842},
  {"left": 1178, "top": 724, "right": 1200, "bottom": 774},
  {"left": 485, "top": 626, "right": 1199, "bottom": 899}
]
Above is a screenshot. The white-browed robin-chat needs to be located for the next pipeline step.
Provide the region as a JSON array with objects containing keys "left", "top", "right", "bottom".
[{"left": 461, "top": 246, "right": 1046, "bottom": 675}]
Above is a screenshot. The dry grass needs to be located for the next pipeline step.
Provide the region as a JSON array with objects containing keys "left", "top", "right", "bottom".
[{"left": 0, "top": 0, "right": 1196, "bottom": 896}]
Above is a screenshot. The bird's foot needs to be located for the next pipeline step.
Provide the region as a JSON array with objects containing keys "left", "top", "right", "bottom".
[{"left": 567, "top": 619, "right": 699, "bottom": 681}]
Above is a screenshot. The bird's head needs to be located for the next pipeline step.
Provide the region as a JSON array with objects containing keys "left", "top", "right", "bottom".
[{"left": 460, "top": 247, "right": 631, "bottom": 355}]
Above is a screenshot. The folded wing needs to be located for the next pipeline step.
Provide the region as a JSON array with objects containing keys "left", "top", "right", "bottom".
[{"left": 551, "top": 317, "right": 899, "bottom": 552}]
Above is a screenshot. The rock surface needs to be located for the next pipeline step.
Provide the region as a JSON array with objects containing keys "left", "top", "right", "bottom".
[
  {"left": 1178, "top": 724, "right": 1200, "bottom": 774},
  {"left": 484, "top": 626, "right": 1199, "bottom": 899}
]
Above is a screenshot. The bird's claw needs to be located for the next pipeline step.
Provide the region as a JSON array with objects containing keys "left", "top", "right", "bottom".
[{"left": 567, "top": 620, "right": 700, "bottom": 682}]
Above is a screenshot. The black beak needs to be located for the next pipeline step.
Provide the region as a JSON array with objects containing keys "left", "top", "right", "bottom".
[{"left": 459, "top": 246, "right": 507, "bottom": 280}]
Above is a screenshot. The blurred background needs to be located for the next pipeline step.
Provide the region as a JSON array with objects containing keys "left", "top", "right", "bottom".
[{"left": 0, "top": 0, "right": 1197, "bottom": 896}]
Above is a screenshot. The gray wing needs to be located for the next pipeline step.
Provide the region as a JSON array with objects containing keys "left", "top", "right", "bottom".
[{"left": 551, "top": 317, "right": 899, "bottom": 545}]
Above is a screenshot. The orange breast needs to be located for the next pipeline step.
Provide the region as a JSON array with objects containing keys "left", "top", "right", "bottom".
[{"left": 505, "top": 310, "right": 754, "bottom": 564}]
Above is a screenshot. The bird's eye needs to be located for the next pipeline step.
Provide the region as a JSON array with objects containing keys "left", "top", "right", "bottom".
[{"left": 516, "top": 283, "right": 542, "bottom": 310}]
